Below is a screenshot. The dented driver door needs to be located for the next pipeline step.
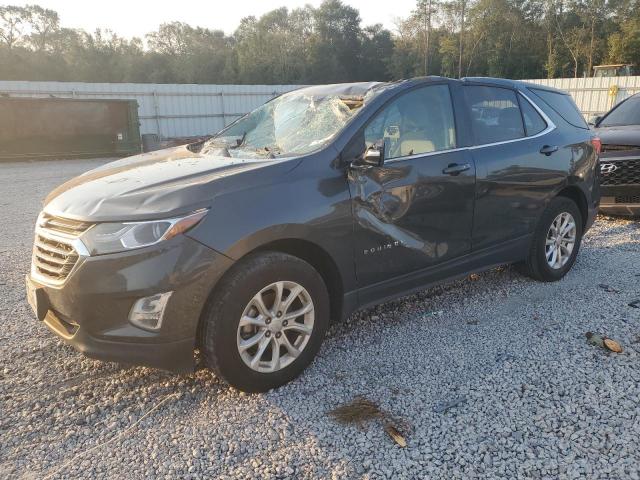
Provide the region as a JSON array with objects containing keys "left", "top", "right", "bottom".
[{"left": 346, "top": 83, "right": 476, "bottom": 292}]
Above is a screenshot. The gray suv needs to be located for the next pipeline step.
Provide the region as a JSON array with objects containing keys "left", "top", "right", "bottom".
[{"left": 26, "top": 77, "right": 600, "bottom": 392}]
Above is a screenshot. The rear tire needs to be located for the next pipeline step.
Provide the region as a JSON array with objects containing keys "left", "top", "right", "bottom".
[
  {"left": 199, "top": 251, "right": 329, "bottom": 392},
  {"left": 519, "top": 196, "right": 583, "bottom": 282}
]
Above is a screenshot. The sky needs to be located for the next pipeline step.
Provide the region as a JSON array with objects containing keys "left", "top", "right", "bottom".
[{"left": 11, "top": 0, "right": 417, "bottom": 37}]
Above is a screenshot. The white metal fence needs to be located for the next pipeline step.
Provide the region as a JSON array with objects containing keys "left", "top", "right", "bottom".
[
  {"left": 0, "top": 81, "right": 303, "bottom": 138},
  {"left": 2, "top": 77, "right": 639, "bottom": 138}
]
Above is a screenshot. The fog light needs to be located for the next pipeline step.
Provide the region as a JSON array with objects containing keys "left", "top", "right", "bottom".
[{"left": 129, "top": 292, "right": 172, "bottom": 331}]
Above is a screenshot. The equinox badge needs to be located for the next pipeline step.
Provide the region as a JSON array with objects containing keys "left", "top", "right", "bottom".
[{"left": 363, "top": 240, "right": 402, "bottom": 255}]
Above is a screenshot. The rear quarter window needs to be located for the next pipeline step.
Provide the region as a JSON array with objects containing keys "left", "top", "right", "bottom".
[
  {"left": 519, "top": 94, "right": 547, "bottom": 136},
  {"left": 530, "top": 88, "right": 588, "bottom": 129}
]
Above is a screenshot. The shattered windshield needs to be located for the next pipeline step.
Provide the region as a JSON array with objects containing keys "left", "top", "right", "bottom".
[{"left": 202, "top": 91, "right": 366, "bottom": 158}]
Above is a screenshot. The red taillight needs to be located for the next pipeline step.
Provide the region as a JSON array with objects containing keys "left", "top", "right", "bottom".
[{"left": 591, "top": 137, "right": 602, "bottom": 154}]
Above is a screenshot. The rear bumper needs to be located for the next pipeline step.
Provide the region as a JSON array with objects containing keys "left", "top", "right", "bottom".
[{"left": 26, "top": 235, "right": 233, "bottom": 373}]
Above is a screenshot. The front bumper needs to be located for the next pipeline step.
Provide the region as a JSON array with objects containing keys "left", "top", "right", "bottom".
[
  {"left": 586, "top": 202, "right": 599, "bottom": 230},
  {"left": 598, "top": 151, "right": 640, "bottom": 217},
  {"left": 599, "top": 186, "right": 640, "bottom": 217},
  {"left": 26, "top": 235, "right": 233, "bottom": 373}
]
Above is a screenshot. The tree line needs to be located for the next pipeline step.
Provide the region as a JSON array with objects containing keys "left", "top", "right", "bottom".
[{"left": 0, "top": 0, "right": 638, "bottom": 84}]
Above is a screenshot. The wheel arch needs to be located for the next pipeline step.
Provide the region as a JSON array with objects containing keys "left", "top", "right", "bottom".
[
  {"left": 198, "top": 233, "right": 346, "bottom": 338},
  {"left": 556, "top": 184, "right": 588, "bottom": 229},
  {"left": 250, "top": 238, "right": 344, "bottom": 324}
]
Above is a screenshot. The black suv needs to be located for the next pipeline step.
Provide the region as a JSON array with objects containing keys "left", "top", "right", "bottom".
[
  {"left": 26, "top": 77, "right": 600, "bottom": 392},
  {"left": 592, "top": 92, "right": 640, "bottom": 216}
]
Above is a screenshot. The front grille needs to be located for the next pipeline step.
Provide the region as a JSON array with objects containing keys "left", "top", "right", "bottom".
[
  {"left": 616, "top": 195, "right": 640, "bottom": 204},
  {"left": 600, "top": 159, "right": 640, "bottom": 186},
  {"left": 601, "top": 144, "right": 639, "bottom": 153},
  {"left": 39, "top": 214, "right": 93, "bottom": 236},
  {"left": 32, "top": 213, "right": 92, "bottom": 284}
]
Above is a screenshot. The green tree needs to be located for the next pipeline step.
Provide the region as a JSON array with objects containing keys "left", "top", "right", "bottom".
[
  {"left": 24, "top": 4, "right": 59, "bottom": 51},
  {"left": 412, "top": 0, "right": 441, "bottom": 75},
  {"left": 0, "top": 5, "right": 27, "bottom": 50},
  {"left": 146, "top": 22, "right": 234, "bottom": 83},
  {"left": 0, "top": 0, "right": 638, "bottom": 84},
  {"left": 608, "top": 15, "right": 640, "bottom": 66},
  {"left": 358, "top": 25, "right": 394, "bottom": 80},
  {"left": 234, "top": 7, "right": 311, "bottom": 84},
  {"left": 309, "top": 0, "right": 362, "bottom": 82}
]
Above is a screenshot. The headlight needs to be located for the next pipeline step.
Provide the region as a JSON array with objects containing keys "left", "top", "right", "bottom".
[{"left": 81, "top": 209, "right": 208, "bottom": 255}]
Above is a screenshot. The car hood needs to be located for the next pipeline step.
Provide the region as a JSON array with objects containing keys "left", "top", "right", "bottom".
[
  {"left": 44, "top": 145, "right": 296, "bottom": 222},
  {"left": 594, "top": 125, "right": 640, "bottom": 147}
]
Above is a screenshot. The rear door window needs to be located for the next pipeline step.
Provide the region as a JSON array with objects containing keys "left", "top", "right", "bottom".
[
  {"left": 463, "top": 86, "right": 525, "bottom": 144},
  {"left": 519, "top": 94, "right": 547, "bottom": 136},
  {"left": 530, "top": 88, "right": 588, "bottom": 129}
]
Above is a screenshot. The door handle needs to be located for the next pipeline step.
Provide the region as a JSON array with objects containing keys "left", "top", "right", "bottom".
[
  {"left": 539, "top": 145, "right": 559, "bottom": 156},
  {"left": 349, "top": 162, "right": 373, "bottom": 172},
  {"left": 442, "top": 163, "right": 471, "bottom": 175}
]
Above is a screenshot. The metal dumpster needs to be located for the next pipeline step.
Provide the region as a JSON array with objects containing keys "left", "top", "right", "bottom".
[{"left": 0, "top": 97, "right": 141, "bottom": 160}]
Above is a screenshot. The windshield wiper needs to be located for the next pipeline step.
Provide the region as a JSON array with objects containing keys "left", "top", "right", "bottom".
[
  {"left": 263, "top": 145, "right": 282, "bottom": 158},
  {"left": 240, "top": 145, "right": 281, "bottom": 158},
  {"left": 205, "top": 134, "right": 244, "bottom": 148},
  {"left": 229, "top": 131, "right": 247, "bottom": 150}
]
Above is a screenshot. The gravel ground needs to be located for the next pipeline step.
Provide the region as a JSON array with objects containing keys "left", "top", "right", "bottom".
[{"left": 1, "top": 158, "right": 640, "bottom": 479}]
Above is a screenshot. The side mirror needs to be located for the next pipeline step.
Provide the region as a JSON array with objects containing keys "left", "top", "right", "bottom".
[
  {"left": 588, "top": 115, "right": 602, "bottom": 127},
  {"left": 355, "top": 141, "right": 385, "bottom": 167}
]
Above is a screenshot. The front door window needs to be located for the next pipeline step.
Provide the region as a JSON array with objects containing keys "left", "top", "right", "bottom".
[{"left": 364, "top": 84, "right": 457, "bottom": 161}]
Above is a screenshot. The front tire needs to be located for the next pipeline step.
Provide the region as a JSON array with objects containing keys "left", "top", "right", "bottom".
[
  {"left": 199, "top": 251, "right": 329, "bottom": 392},
  {"left": 520, "top": 196, "right": 583, "bottom": 282}
]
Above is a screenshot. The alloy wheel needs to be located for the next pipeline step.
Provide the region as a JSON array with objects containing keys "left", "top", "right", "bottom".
[
  {"left": 236, "top": 281, "right": 314, "bottom": 373},
  {"left": 545, "top": 212, "right": 576, "bottom": 269}
]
